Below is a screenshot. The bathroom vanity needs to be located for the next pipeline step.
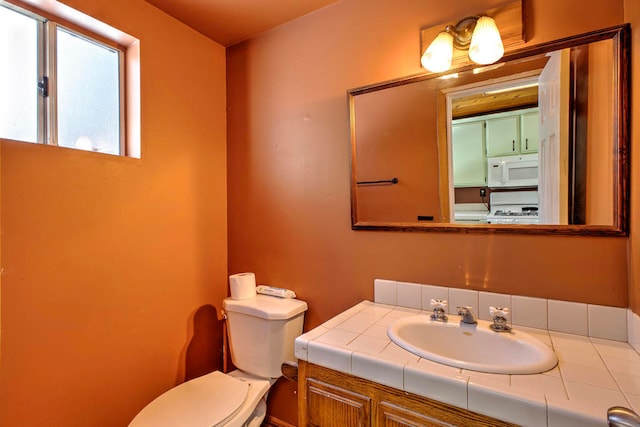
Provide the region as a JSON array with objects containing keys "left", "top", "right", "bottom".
[
  {"left": 299, "top": 360, "right": 516, "bottom": 426},
  {"left": 294, "top": 287, "right": 639, "bottom": 427}
]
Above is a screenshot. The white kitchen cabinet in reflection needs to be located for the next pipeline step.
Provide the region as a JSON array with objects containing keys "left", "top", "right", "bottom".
[{"left": 452, "top": 120, "right": 486, "bottom": 187}]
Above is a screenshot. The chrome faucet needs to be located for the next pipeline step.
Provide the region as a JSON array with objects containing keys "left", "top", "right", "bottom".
[{"left": 457, "top": 306, "right": 478, "bottom": 324}]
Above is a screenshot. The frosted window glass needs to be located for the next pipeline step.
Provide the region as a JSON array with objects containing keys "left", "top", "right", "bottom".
[
  {"left": 0, "top": 6, "right": 38, "bottom": 143},
  {"left": 56, "top": 27, "right": 120, "bottom": 155}
]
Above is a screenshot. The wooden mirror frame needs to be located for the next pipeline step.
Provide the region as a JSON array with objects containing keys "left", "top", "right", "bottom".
[{"left": 349, "top": 24, "right": 630, "bottom": 236}]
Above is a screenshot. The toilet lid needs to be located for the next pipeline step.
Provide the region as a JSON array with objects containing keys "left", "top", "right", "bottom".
[{"left": 129, "top": 371, "right": 248, "bottom": 427}]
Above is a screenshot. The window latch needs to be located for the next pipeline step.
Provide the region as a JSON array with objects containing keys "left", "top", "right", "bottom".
[{"left": 38, "top": 76, "right": 48, "bottom": 97}]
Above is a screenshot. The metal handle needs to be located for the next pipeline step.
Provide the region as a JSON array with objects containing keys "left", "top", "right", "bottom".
[
  {"left": 430, "top": 299, "right": 448, "bottom": 310},
  {"left": 512, "top": 140, "right": 515, "bottom": 151},
  {"left": 356, "top": 177, "right": 399, "bottom": 185},
  {"left": 489, "top": 306, "right": 511, "bottom": 332},
  {"left": 525, "top": 138, "right": 529, "bottom": 150},
  {"left": 430, "top": 299, "right": 448, "bottom": 322},
  {"left": 608, "top": 406, "right": 640, "bottom": 427}
]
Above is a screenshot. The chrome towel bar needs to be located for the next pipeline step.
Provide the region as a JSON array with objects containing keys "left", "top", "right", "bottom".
[{"left": 356, "top": 177, "right": 399, "bottom": 185}]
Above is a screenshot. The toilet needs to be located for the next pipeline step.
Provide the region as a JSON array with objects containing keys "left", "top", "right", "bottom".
[{"left": 129, "top": 294, "right": 308, "bottom": 427}]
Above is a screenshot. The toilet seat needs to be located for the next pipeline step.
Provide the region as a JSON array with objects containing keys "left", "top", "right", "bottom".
[{"left": 129, "top": 371, "right": 270, "bottom": 427}]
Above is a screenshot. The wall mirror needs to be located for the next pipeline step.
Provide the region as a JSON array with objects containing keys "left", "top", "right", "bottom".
[{"left": 349, "top": 25, "right": 629, "bottom": 236}]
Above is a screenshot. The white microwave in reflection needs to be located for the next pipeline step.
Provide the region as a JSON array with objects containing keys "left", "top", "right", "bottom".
[{"left": 488, "top": 153, "right": 539, "bottom": 188}]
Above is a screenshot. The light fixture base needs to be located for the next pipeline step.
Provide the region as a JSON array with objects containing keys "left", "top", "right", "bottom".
[{"left": 446, "top": 16, "right": 480, "bottom": 50}]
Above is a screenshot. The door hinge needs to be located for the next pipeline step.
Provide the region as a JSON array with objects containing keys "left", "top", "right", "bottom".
[{"left": 38, "top": 76, "right": 48, "bottom": 97}]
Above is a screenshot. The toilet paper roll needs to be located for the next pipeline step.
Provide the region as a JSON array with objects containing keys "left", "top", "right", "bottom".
[{"left": 229, "top": 272, "right": 257, "bottom": 300}]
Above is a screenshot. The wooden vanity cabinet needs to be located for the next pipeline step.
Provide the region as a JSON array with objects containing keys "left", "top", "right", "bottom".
[{"left": 298, "top": 361, "right": 518, "bottom": 427}]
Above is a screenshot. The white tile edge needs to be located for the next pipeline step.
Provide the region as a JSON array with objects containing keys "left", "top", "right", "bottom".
[{"left": 629, "top": 309, "right": 640, "bottom": 353}]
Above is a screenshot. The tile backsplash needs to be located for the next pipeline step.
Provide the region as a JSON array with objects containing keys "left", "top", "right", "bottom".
[{"left": 374, "top": 279, "right": 630, "bottom": 343}]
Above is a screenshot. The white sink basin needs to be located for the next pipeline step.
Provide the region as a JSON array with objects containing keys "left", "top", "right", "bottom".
[{"left": 387, "top": 315, "right": 558, "bottom": 374}]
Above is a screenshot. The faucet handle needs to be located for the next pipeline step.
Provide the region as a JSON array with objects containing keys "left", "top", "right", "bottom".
[
  {"left": 430, "top": 299, "right": 448, "bottom": 310},
  {"left": 489, "top": 306, "right": 510, "bottom": 319},
  {"left": 430, "top": 299, "right": 448, "bottom": 322},
  {"left": 489, "top": 306, "right": 512, "bottom": 332}
]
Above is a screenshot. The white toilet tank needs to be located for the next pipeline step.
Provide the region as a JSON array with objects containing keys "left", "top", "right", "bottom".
[{"left": 223, "top": 294, "right": 307, "bottom": 378}]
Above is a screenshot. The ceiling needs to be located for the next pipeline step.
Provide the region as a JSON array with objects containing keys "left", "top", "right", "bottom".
[
  {"left": 451, "top": 86, "right": 539, "bottom": 119},
  {"left": 144, "top": 0, "right": 340, "bottom": 47}
]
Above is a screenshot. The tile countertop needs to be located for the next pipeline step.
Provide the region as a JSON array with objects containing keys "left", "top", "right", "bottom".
[{"left": 294, "top": 301, "right": 640, "bottom": 427}]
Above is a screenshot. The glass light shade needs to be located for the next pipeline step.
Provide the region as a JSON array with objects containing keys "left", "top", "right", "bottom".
[
  {"left": 421, "top": 31, "right": 453, "bottom": 73},
  {"left": 468, "top": 16, "right": 504, "bottom": 65}
]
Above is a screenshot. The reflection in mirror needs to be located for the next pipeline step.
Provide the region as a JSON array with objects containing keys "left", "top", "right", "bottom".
[
  {"left": 353, "top": 78, "right": 442, "bottom": 223},
  {"left": 447, "top": 38, "right": 614, "bottom": 226},
  {"left": 349, "top": 25, "right": 629, "bottom": 236}
]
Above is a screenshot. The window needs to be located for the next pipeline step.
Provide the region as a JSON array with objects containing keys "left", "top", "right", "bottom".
[
  {"left": 0, "top": 2, "right": 136, "bottom": 157},
  {"left": 0, "top": 4, "right": 39, "bottom": 143},
  {"left": 56, "top": 27, "right": 122, "bottom": 154}
]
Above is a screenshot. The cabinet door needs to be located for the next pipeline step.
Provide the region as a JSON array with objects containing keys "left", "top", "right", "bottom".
[
  {"left": 520, "top": 112, "right": 539, "bottom": 153},
  {"left": 486, "top": 115, "right": 519, "bottom": 156},
  {"left": 378, "top": 402, "right": 455, "bottom": 427},
  {"left": 305, "top": 378, "right": 371, "bottom": 427},
  {"left": 452, "top": 121, "right": 486, "bottom": 187}
]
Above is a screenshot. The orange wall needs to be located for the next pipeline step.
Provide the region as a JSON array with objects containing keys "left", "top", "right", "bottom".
[
  {"left": 0, "top": 0, "right": 227, "bottom": 426},
  {"left": 227, "top": 0, "right": 629, "bottom": 423},
  {"left": 626, "top": 0, "right": 640, "bottom": 313}
]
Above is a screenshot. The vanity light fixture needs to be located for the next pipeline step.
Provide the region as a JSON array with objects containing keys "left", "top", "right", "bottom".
[{"left": 421, "top": 15, "right": 504, "bottom": 73}]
